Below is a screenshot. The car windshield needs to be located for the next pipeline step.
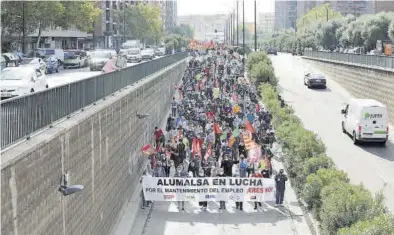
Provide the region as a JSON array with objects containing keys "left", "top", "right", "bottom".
[
  {"left": 129, "top": 50, "right": 139, "bottom": 55},
  {"left": 0, "top": 68, "right": 32, "bottom": 80},
  {"left": 311, "top": 74, "right": 324, "bottom": 79},
  {"left": 90, "top": 51, "right": 112, "bottom": 58}
]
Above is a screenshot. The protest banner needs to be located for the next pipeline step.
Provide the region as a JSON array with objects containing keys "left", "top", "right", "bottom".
[{"left": 141, "top": 177, "right": 276, "bottom": 202}]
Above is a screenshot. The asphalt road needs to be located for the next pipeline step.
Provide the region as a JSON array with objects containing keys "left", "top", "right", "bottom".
[
  {"left": 45, "top": 62, "right": 137, "bottom": 87},
  {"left": 270, "top": 53, "right": 394, "bottom": 212}
]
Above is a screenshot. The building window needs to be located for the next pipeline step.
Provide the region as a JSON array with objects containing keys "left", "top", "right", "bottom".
[
  {"left": 106, "top": 0, "right": 110, "bottom": 8},
  {"left": 106, "top": 10, "right": 110, "bottom": 21},
  {"left": 106, "top": 23, "right": 111, "bottom": 32}
]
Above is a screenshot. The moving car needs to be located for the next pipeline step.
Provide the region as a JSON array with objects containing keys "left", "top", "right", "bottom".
[
  {"left": 21, "top": 58, "right": 47, "bottom": 74},
  {"left": 141, "top": 49, "right": 155, "bottom": 60},
  {"left": 0, "top": 67, "right": 48, "bottom": 99},
  {"left": 341, "top": 99, "right": 389, "bottom": 146},
  {"left": 45, "top": 55, "right": 60, "bottom": 74},
  {"left": 88, "top": 50, "right": 116, "bottom": 71},
  {"left": 64, "top": 51, "right": 85, "bottom": 69},
  {"left": 267, "top": 48, "right": 277, "bottom": 55},
  {"left": 64, "top": 50, "right": 88, "bottom": 68},
  {"left": 304, "top": 73, "right": 326, "bottom": 89},
  {"left": 2, "top": 53, "right": 19, "bottom": 67},
  {"left": 126, "top": 48, "right": 142, "bottom": 63},
  {"left": 1, "top": 55, "right": 7, "bottom": 70}
]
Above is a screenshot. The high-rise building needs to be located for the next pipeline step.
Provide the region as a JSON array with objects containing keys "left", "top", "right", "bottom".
[
  {"left": 178, "top": 14, "right": 227, "bottom": 42},
  {"left": 275, "top": 0, "right": 297, "bottom": 31},
  {"left": 258, "top": 12, "right": 275, "bottom": 36},
  {"left": 374, "top": 0, "right": 394, "bottom": 13},
  {"left": 296, "top": 0, "right": 317, "bottom": 19}
]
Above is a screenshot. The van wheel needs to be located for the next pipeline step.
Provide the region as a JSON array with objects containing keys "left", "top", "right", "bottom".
[
  {"left": 380, "top": 141, "right": 387, "bottom": 147},
  {"left": 30, "top": 88, "right": 35, "bottom": 93},
  {"left": 352, "top": 131, "right": 359, "bottom": 145},
  {"left": 342, "top": 122, "right": 346, "bottom": 133}
]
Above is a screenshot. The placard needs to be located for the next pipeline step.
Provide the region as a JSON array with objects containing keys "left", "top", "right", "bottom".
[{"left": 142, "top": 177, "right": 276, "bottom": 202}]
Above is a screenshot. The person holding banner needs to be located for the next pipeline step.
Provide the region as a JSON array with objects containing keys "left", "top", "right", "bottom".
[
  {"left": 217, "top": 168, "right": 227, "bottom": 210},
  {"left": 197, "top": 168, "right": 208, "bottom": 211},
  {"left": 251, "top": 167, "right": 263, "bottom": 210},
  {"left": 174, "top": 165, "right": 188, "bottom": 211}
]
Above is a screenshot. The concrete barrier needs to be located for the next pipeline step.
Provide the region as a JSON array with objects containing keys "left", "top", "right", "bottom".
[
  {"left": 1, "top": 60, "right": 187, "bottom": 235},
  {"left": 302, "top": 57, "right": 394, "bottom": 123}
]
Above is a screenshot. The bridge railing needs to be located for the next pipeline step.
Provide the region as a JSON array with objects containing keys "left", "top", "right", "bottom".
[
  {"left": 0, "top": 53, "right": 188, "bottom": 149},
  {"left": 303, "top": 50, "right": 394, "bottom": 71}
]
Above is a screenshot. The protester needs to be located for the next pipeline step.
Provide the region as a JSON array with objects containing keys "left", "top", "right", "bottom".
[
  {"left": 141, "top": 47, "right": 278, "bottom": 212},
  {"left": 174, "top": 165, "right": 188, "bottom": 211},
  {"left": 275, "top": 169, "right": 288, "bottom": 207}
]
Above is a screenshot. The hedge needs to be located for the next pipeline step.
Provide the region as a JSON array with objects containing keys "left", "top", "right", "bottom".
[{"left": 247, "top": 51, "right": 393, "bottom": 234}]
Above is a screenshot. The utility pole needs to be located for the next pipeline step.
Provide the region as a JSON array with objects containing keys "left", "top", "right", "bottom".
[
  {"left": 123, "top": 2, "right": 126, "bottom": 43},
  {"left": 254, "top": 0, "right": 257, "bottom": 52},
  {"left": 236, "top": 0, "right": 239, "bottom": 46},
  {"left": 230, "top": 13, "right": 233, "bottom": 46},
  {"left": 232, "top": 11, "right": 235, "bottom": 45},
  {"left": 22, "top": 1, "right": 26, "bottom": 53},
  {"left": 242, "top": 0, "right": 245, "bottom": 53}
]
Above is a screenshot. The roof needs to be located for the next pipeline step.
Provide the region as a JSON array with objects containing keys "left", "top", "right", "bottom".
[{"left": 350, "top": 98, "right": 386, "bottom": 108}]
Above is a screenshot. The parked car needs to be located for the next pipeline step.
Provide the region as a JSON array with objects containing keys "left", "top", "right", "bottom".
[
  {"left": 45, "top": 55, "right": 60, "bottom": 74},
  {"left": 267, "top": 48, "right": 277, "bottom": 55},
  {"left": 141, "top": 49, "right": 155, "bottom": 60},
  {"left": 102, "top": 55, "right": 128, "bottom": 73},
  {"left": 154, "top": 47, "right": 165, "bottom": 57},
  {"left": 1, "top": 55, "right": 7, "bottom": 70},
  {"left": 126, "top": 48, "right": 142, "bottom": 63},
  {"left": 304, "top": 72, "right": 326, "bottom": 89},
  {"left": 64, "top": 50, "right": 88, "bottom": 67},
  {"left": 88, "top": 50, "right": 117, "bottom": 71},
  {"left": 21, "top": 58, "right": 47, "bottom": 74},
  {"left": 63, "top": 53, "right": 85, "bottom": 69},
  {"left": 2, "top": 53, "right": 19, "bottom": 67},
  {"left": 28, "top": 48, "right": 65, "bottom": 64},
  {"left": 0, "top": 67, "right": 48, "bottom": 99}
]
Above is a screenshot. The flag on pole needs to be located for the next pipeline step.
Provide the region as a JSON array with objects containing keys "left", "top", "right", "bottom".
[
  {"left": 213, "top": 123, "right": 222, "bottom": 134},
  {"left": 204, "top": 143, "right": 212, "bottom": 160},
  {"left": 242, "top": 131, "right": 259, "bottom": 150},
  {"left": 245, "top": 119, "right": 256, "bottom": 133},
  {"left": 229, "top": 134, "right": 236, "bottom": 147},
  {"left": 141, "top": 144, "right": 155, "bottom": 156},
  {"left": 247, "top": 147, "right": 261, "bottom": 164}
]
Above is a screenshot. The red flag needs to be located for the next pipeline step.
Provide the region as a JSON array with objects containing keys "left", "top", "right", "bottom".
[
  {"left": 196, "top": 140, "right": 202, "bottom": 159},
  {"left": 256, "top": 103, "right": 260, "bottom": 113},
  {"left": 141, "top": 144, "right": 155, "bottom": 156},
  {"left": 245, "top": 120, "right": 256, "bottom": 133},
  {"left": 213, "top": 123, "right": 222, "bottom": 134},
  {"left": 192, "top": 138, "right": 198, "bottom": 158},
  {"left": 207, "top": 112, "right": 215, "bottom": 120},
  {"left": 229, "top": 134, "right": 235, "bottom": 147},
  {"left": 204, "top": 143, "right": 212, "bottom": 160}
]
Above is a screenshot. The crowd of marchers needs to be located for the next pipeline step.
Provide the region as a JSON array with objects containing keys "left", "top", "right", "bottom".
[{"left": 140, "top": 47, "right": 288, "bottom": 211}]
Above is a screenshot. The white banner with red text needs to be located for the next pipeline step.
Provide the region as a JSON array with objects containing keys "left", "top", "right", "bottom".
[{"left": 141, "top": 176, "right": 276, "bottom": 202}]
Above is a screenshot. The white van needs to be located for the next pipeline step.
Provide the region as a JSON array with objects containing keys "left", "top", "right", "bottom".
[{"left": 341, "top": 98, "right": 389, "bottom": 146}]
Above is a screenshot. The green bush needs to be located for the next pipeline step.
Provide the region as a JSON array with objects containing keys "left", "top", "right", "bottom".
[
  {"left": 338, "top": 213, "right": 394, "bottom": 235},
  {"left": 302, "top": 168, "right": 349, "bottom": 219},
  {"left": 320, "top": 182, "right": 385, "bottom": 235},
  {"left": 250, "top": 61, "right": 277, "bottom": 86},
  {"left": 246, "top": 52, "right": 272, "bottom": 74}
]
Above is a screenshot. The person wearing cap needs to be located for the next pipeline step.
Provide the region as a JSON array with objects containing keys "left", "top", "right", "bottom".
[{"left": 275, "top": 169, "right": 288, "bottom": 207}]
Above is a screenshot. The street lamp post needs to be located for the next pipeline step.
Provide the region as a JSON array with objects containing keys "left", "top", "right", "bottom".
[
  {"left": 230, "top": 13, "right": 233, "bottom": 46},
  {"left": 254, "top": 0, "right": 257, "bottom": 52},
  {"left": 236, "top": 0, "right": 239, "bottom": 46},
  {"left": 22, "top": 1, "right": 26, "bottom": 53},
  {"left": 123, "top": 2, "right": 126, "bottom": 43},
  {"left": 242, "top": 0, "right": 245, "bottom": 53}
]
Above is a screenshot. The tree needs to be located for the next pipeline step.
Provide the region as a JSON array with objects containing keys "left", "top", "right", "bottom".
[
  {"left": 172, "top": 24, "right": 194, "bottom": 39},
  {"left": 120, "top": 4, "right": 163, "bottom": 44},
  {"left": 1, "top": 1, "right": 101, "bottom": 49},
  {"left": 389, "top": 21, "right": 394, "bottom": 43}
]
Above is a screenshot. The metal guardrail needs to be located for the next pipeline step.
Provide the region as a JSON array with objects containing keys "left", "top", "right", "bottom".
[
  {"left": 0, "top": 53, "right": 188, "bottom": 149},
  {"left": 303, "top": 50, "right": 394, "bottom": 70}
]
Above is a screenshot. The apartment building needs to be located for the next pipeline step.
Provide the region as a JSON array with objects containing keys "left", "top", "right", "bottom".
[
  {"left": 275, "top": 0, "right": 297, "bottom": 31},
  {"left": 178, "top": 14, "right": 227, "bottom": 42},
  {"left": 258, "top": 12, "right": 275, "bottom": 37},
  {"left": 374, "top": 0, "right": 394, "bottom": 13}
]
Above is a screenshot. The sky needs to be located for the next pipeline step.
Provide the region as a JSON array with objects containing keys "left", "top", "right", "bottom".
[{"left": 177, "top": 0, "right": 275, "bottom": 22}]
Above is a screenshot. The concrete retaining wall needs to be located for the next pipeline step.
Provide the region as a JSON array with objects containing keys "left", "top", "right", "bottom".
[
  {"left": 1, "top": 60, "right": 186, "bottom": 235},
  {"left": 303, "top": 57, "right": 394, "bottom": 123}
]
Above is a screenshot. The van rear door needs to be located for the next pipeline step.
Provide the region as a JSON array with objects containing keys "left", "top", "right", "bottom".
[{"left": 360, "top": 106, "right": 388, "bottom": 139}]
